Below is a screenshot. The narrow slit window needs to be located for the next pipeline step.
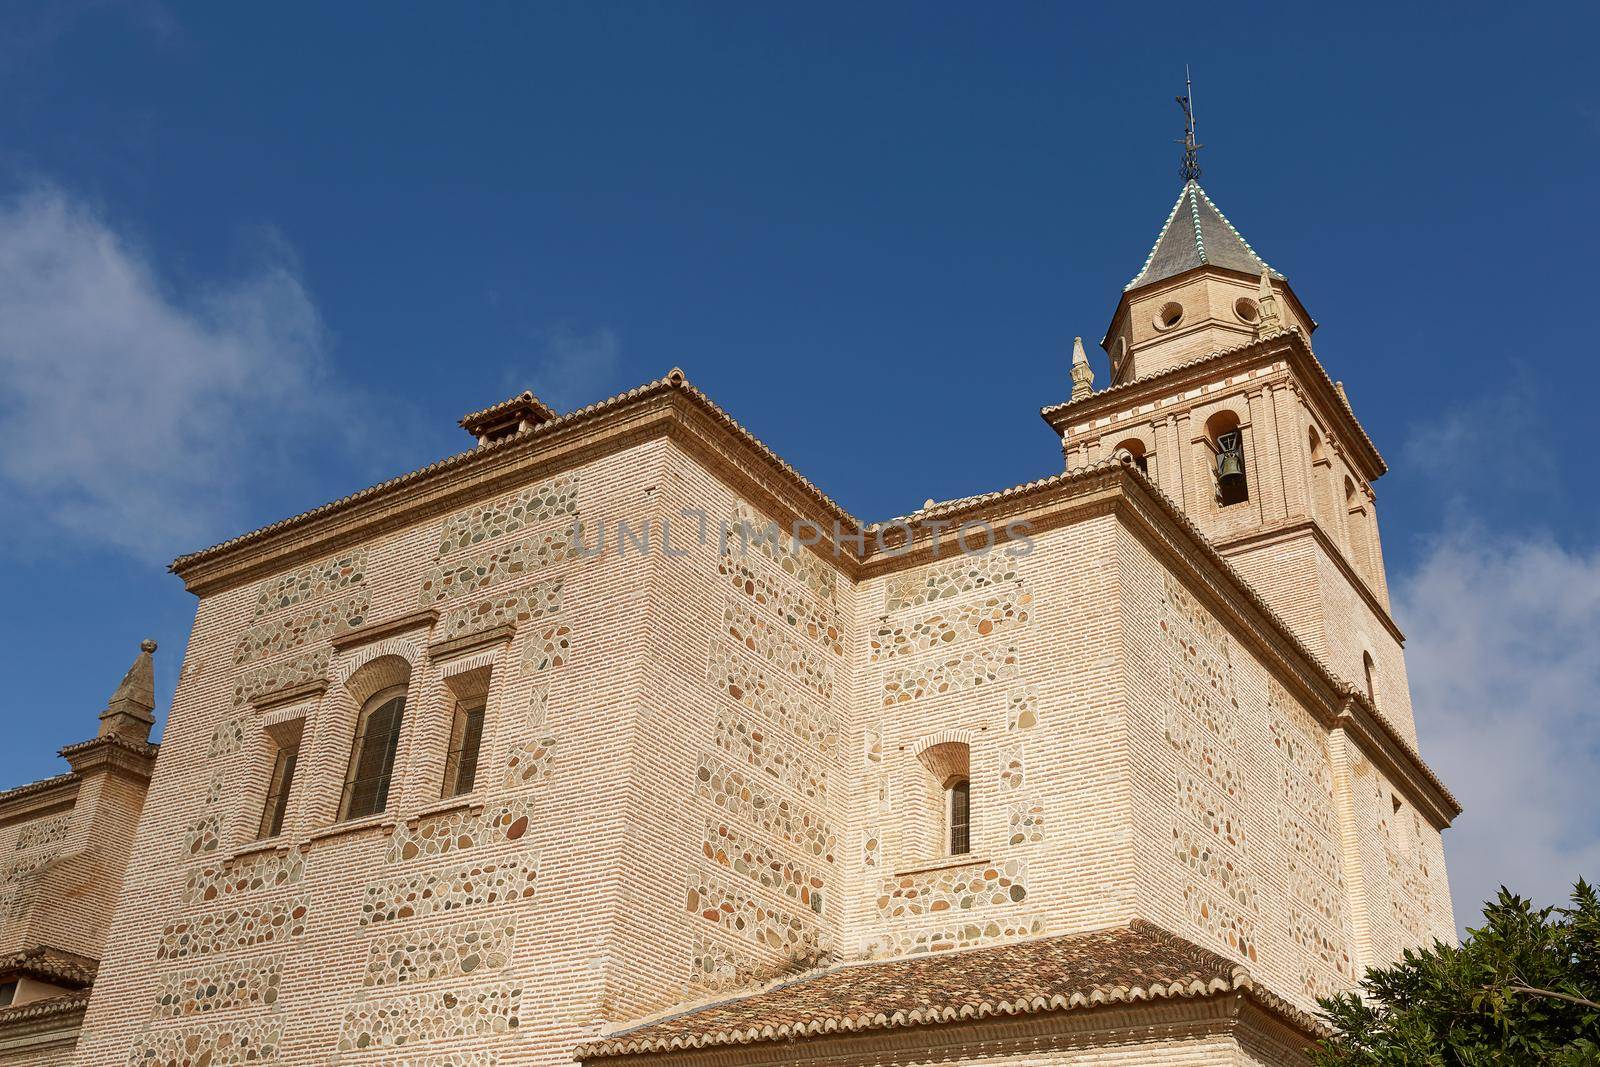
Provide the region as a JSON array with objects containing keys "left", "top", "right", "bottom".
[
  {"left": 257, "top": 742, "right": 300, "bottom": 839},
  {"left": 442, "top": 700, "right": 487, "bottom": 798},
  {"left": 341, "top": 687, "right": 407, "bottom": 821},
  {"left": 947, "top": 778, "right": 971, "bottom": 855}
]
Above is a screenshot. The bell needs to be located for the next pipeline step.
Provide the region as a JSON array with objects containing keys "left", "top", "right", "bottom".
[
  {"left": 1215, "top": 431, "right": 1246, "bottom": 494},
  {"left": 1216, "top": 450, "right": 1246, "bottom": 493}
]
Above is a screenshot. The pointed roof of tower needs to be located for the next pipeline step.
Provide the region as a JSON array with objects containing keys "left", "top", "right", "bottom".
[
  {"left": 98, "top": 639, "right": 157, "bottom": 741},
  {"left": 1125, "top": 181, "right": 1281, "bottom": 291}
]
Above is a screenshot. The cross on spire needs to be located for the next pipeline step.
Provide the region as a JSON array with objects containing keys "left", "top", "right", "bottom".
[{"left": 1176, "top": 67, "right": 1203, "bottom": 182}]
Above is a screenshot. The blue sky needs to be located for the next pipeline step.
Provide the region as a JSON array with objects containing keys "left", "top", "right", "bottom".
[{"left": 1, "top": 1, "right": 1596, "bottom": 927}]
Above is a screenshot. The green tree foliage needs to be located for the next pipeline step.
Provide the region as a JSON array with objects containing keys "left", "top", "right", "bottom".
[{"left": 1314, "top": 881, "right": 1600, "bottom": 1065}]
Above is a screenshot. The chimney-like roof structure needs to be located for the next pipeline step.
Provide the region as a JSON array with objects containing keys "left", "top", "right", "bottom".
[
  {"left": 459, "top": 390, "right": 559, "bottom": 445},
  {"left": 1126, "top": 181, "right": 1281, "bottom": 291}
]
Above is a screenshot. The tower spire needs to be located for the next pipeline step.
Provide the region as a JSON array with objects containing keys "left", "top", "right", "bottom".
[
  {"left": 1069, "top": 336, "right": 1095, "bottom": 401},
  {"left": 99, "top": 638, "right": 158, "bottom": 742},
  {"left": 1176, "top": 67, "right": 1203, "bottom": 182}
]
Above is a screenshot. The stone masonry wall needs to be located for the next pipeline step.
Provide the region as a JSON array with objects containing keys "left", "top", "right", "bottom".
[{"left": 75, "top": 442, "right": 671, "bottom": 1066}]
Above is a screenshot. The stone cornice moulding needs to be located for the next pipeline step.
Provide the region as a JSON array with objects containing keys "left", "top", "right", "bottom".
[
  {"left": 329, "top": 609, "right": 440, "bottom": 652},
  {"left": 427, "top": 623, "right": 517, "bottom": 665},
  {"left": 57, "top": 736, "right": 158, "bottom": 783},
  {"left": 249, "top": 679, "right": 329, "bottom": 713}
]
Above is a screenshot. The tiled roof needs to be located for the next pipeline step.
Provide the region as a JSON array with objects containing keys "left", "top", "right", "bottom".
[
  {"left": 172, "top": 370, "right": 864, "bottom": 574},
  {"left": 1127, "top": 181, "right": 1281, "bottom": 291},
  {"left": 0, "top": 946, "right": 98, "bottom": 989},
  {"left": 0, "top": 991, "right": 91, "bottom": 1028},
  {"left": 459, "top": 389, "right": 559, "bottom": 435},
  {"left": 0, "top": 772, "right": 76, "bottom": 807},
  {"left": 577, "top": 921, "right": 1324, "bottom": 1059}
]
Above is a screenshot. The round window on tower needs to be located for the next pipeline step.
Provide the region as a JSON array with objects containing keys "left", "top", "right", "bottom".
[
  {"left": 1153, "top": 302, "right": 1184, "bottom": 331},
  {"left": 1234, "top": 297, "right": 1260, "bottom": 323}
]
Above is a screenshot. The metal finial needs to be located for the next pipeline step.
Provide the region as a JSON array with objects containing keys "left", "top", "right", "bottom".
[{"left": 1176, "top": 66, "right": 1203, "bottom": 182}]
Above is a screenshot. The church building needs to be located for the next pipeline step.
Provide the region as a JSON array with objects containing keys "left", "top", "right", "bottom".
[{"left": 0, "top": 165, "right": 1458, "bottom": 1065}]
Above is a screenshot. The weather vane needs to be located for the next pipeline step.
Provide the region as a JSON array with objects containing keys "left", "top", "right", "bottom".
[{"left": 1176, "top": 66, "right": 1202, "bottom": 182}]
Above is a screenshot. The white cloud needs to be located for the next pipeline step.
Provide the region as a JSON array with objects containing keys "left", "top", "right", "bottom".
[
  {"left": 0, "top": 184, "right": 358, "bottom": 557},
  {"left": 1396, "top": 531, "right": 1600, "bottom": 929},
  {"left": 524, "top": 324, "right": 622, "bottom": 411}
]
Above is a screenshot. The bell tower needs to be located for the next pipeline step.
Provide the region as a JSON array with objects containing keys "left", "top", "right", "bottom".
[{"left": 1045, "top": 152, "right": 1421, "bottom": 748}]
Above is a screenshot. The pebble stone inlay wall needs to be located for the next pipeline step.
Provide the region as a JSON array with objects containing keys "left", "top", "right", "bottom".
[
  {"left": 125, "top": 1018, "right": 283, "bottom": 1066},
  {"left": 1268, "top": 680, "right": 1355, "bottom": 1000},
  {"left": 335, "top": 982, "right": 523, "bottom": 1052},
  {"left": 181, "top": 814, "right": 223, "bottom": 857},
  {"left": 883, "top": 552, "right": 1018, "bottom": 612},
  {"left": 717, "top": 553, "right": 845, "bottom": 656},
  {"left": 183, "top": 851, "right": 305, "bottom": 906},
  {"left": 150, "top": 953, "right": 283, "bottom": 1019},
  {"left": 712, "top": 707, "right": 828, "bottom": 803},
  {"left": 875, "top": 859, "right": 1029, "bottom": 920},
  {"left": 361, "top": 857, "right": 540, "bottom": 927},
  {"left": 361, "top": 916, "right": 517, "bottom": 988},
  {"left": 434, "top": 474, "right": 579, "bottom": 557},
  {"left": 419, "top": 527, "right": 579, "bottom": 609},
  {"left": 155, "top": 896, "right": 311, "bottom": 961},
  {"left": 880, "top": 642, "right": 1020, "bottom": 706},
  {"left": 705, "top": 642, "right": 839, "bottom": 753},
  {"left": 729, "top": 503, "right": 837, "bottom": 603},
  {"left": 681, "top": 505, "right": 846, "bottom": 991},
  {"left": 252, "top": 550, "right": 367, "bottom": 618},
  {"left": 233, "top": 590, "right": 370, "bottom": 666},
  {"left": 385, "top": 1054, "right": 500, "bottom": 1067},
  {"left": 702, "top": 819, "right": 826, "bottom": 911},
  {"left": 1160, "top": 573, "right": 1259, "bottom": 963},
  {"left": 689, "top": 933, "right": 761, "bottom": 992},
  {"left": 436, "top": 580, "right": 563, "bottom": 645},
  {"left": 684, "top": 868, "right": 822, "bottom": 957},
  {"left": 233, "top": 649, "right": 330, "bottom": 707},
  {"left": 721, "top": 599, "right": 835, "bottom": 700},
  {"left": 868, "top": 591, "right": 1032, "bottom": 663},
  {"left": 870, "top": 914, "right": 1047, "bottom": 957},
  {"left": 386, "top": 799, "right": 536, "bottom": 863},
  {"left": 695, "top": 754, "right": 835, "bottom": 861},
  {"left": 14, "top": 810, "right": 70, "bottom": 851}
]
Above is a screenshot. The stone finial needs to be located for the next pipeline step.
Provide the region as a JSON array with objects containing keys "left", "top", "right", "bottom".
[
  {"left": 1069, "top": 337, "right": 1095, "bottom": 402},
  {"left": 1335, "top": 380, "right": 1351, "bottom": 409},
  {"left": 1255, "top": 270, "right": 1283, "bottom": 338},
  {"left": 99, "top": 638, "right": 158, "bottom": 742}
]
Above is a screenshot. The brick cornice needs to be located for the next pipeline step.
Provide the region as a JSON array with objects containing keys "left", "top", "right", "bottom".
[
  {"left": 172, "top": 376, "right": 865, "bottom": 598},
  {"left": 1042, "top": 328, "right": 1385, "bottom": 481},
  {"left": 0, "top": 775, "right": 78, "bottom": 824}
]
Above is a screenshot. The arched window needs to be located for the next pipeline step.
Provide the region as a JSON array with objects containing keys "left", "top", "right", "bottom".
[
  {"left": 1344, "top": 476, "right": 1375, "bottom": 578},
  {"left": 341, "top": 685, "right": 407, "bottom": 820},
  {"left": 1363, "top": 652, "right": 1378, "bottom": 707},
  {"left": 947, "top": 777, "right": 971, "bottom": 855},
  {"left": 1115, "top": 438, "right": 1151, "bottom": 477},
  {"left": 1206, "top": 411, "right": 1248, "bottom": 507},
  {"left": 916, "top": 739, "right": 972, "bottom": 858}
]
